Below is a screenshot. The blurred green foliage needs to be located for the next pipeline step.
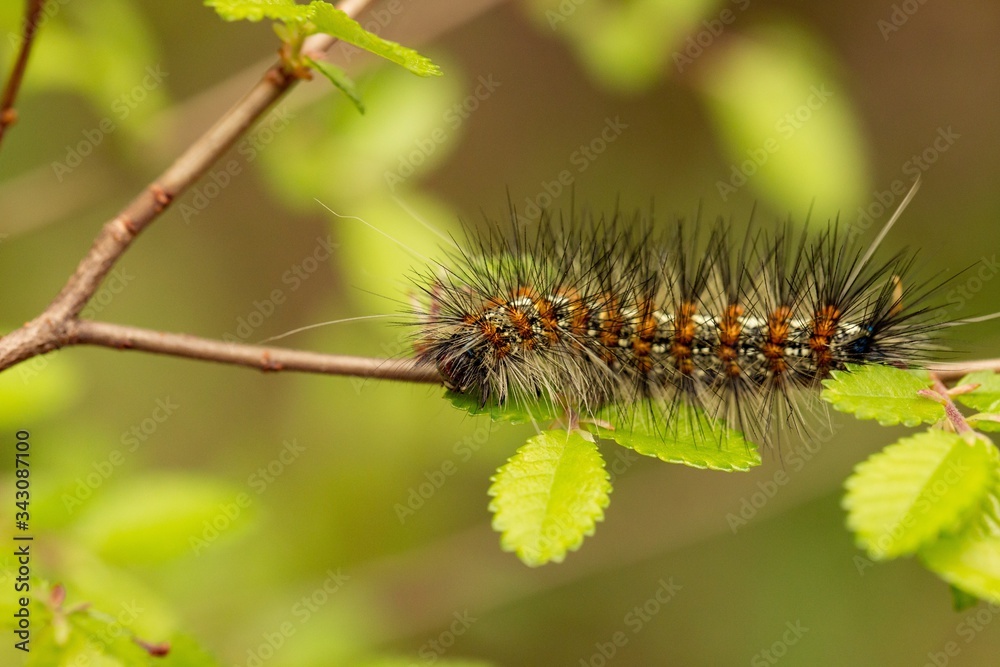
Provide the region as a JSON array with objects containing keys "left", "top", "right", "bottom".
[{"left": 1, "top": 0, "right": 999, "bottom": 665}]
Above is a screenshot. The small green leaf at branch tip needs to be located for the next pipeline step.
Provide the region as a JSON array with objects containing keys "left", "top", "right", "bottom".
[
  {"left": 821, "top": 364, "right": 941, "bottom": 427},
  {"left": 585, "top": 402, "right": 760, "bottom": 472},
  {"left": 955, "top": 371, "right": 1000, "bottom": 413},
  {"left": 308, "top": 3, "right": 442, "bottom": 78},
  {"left": 488, "top": 430, "right": 611, "bottom": 567},
  {"left": 305, "top": 57, "right": 364, "bottom": 113},
  {"left": 844, "top": 430, "right": 998, "bottom": 561},
  {"left": 205, "top": 0, "right": 310, "bottom": 22},
  {"left": 445, "top": 390, "right": 561, "bottom": 425},
  {"left": 206, "top": 1, "right": 442, "bottom": 78}
]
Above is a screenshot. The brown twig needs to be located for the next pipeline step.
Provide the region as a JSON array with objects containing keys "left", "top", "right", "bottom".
[
  {"left": 69, "top": 319, "right": 441, "bottom": 383},
  {"left": 0, "top": 1, "right": 377, "bottom": 374},
  {"left": 0, "top": 0, "right": 47, "bottom": 149},
  {"left": 0, "top": 0, "right": 996, "bottom": 393}
]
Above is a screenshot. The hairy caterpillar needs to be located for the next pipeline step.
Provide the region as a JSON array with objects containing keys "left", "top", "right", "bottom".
[{"left": 409, "top": 185, "right": 951, "bottom": 446}]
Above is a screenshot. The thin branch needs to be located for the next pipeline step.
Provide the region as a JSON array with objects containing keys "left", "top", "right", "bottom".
[
  {"left": 44, "top": 30, "right": 335, "bottom": 324},
  {"left": 1, "top": 0, "right": 996, "bottom": 396},
  {"left": 68, "top": 319, "right": 441, "bottom": 383},
  {"left": 0, "top": 0, "right": 46, "bottom": 149},
  {"left": 0, "top": 0, "right": 507, "bottom": 240},
  {"left": 30, "top": 315, "right": 1000, "bottom": 390},
  {"left": 920, "top": 377, "right": 974, "bottom": 434},
  {"left": 0, "top": 0, "right": 373, "bottom": 372},
  {"left": 927, "top": 359, "right": 1000, "bottom": 383}
]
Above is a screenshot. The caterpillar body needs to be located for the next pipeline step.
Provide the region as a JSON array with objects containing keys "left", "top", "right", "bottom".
[{"left": 410, "top": 197, "right": 946, "bottom": 445}]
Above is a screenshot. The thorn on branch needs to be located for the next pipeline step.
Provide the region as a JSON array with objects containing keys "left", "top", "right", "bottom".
[
  {"left": 120, "top": 215, "right": 139, "bottom": 236},
  {"left": 265, "top": 66, "right": 287, "bottom": 86},
  {"left": 133, "top": 637, "right": 171, "bottom": 657},
  {"left": 276, "top": 40, "right": 315, "bottom": 81},
  {"left": 150, "top": 184, "right": 173, "bottom": 212},
  {"left": 259, "top": 351, "right": 284, "bottom": 371}
]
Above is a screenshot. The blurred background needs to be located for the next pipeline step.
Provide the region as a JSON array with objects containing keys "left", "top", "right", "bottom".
[{"left": 1, "top": 0, "right": 999, "bottom": 664}]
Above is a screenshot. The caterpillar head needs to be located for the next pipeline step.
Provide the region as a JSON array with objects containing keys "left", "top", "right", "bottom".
[
  {"left": 836, "top": 323, "right": 917, "bottom": 366},
  {"left": 416, "top": 325, "right": 502, "bottom": 407}
]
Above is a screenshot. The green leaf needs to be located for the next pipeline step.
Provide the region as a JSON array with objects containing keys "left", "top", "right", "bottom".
[
  {"left": 821, "top": 365, "right": 942, "bottom": 426},
  {"left": 446, "top": 390, "right": 561, "bottom": 425},
  {"left": 205, "top": 0, "right": 309, "bottom": 22},
  {"left": 73, "top": 474, "right": 256, "bottom": 565},
  {"left": 698, "top": 22, "right": 868, "bottom": 214},
  {"left": 28, "top": 603, "right": 195, "bottom": 667},
  {"left": 586, "top": 402, "right": 759, "bottom": 472},
  {"left": 921, "top": 491, "right": 1000, "bottom": 605},
  {"left": 308, "top": 2, "right": 441, "bottom": 77},
  {"left": 16, "top": 0, "right": 170, "bottom": 143},
  {"left": 306, "top": 56, "right": 364, "bottom": 113},
  {"left": 955, "top": 371, "right": 1000, "bottom": 413},
  {"left": 523, "top": 0, "right": 708, "bottom": 93},
  {"left": 206, "top": 1, "right": 441, "bottom": 78},
  {"left": 844, "top": 430, "right": 997, "bottom": 560},
  {"left": 259, "top": 68, "right": 463, "bottom": 205},
  {"left": 446, "top": 393, "right": 758, "bottom": 471},
  {"left": 950, "top": 584, "right": 982, "bottom": 612},
  {"left": 968, "top": 413, "right": 1000, "bottom": 433},
  {"left": 488, "top": 430, "right": 611, "bottom": 566}
]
